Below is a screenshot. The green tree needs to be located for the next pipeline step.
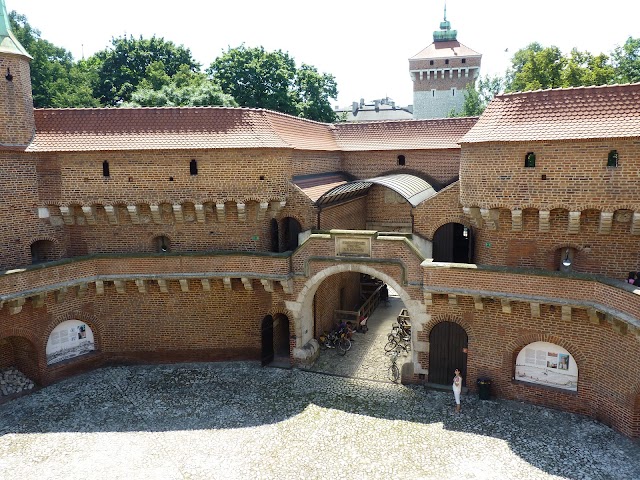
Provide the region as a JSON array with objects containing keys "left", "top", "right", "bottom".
[
  {"left": 562, "top": 49, "right": 614, "bottom": 87},
  {"left": 90, "top": 35, "right": 199, "bottom": 105},
  {"left": 295, "top": 64, "right": 338, "bottom": 123},
  {"left": 612, "top": 36, "right": 640, "bottom": 83},
  {"left": 9, "top": 11, "right": 97, "bottom": 107},
  {"left": 208, "top": 45, "right": 338, "bottom": 121},
  {"left": 450, "top": 75, "right": 503, "bottom": 117},
  {"left": 505, "top": 43, "right": 565, "bottom": 92}
]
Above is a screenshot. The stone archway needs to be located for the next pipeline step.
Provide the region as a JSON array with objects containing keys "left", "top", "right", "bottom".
[{"left": 286, "top": 263, "right": 427, "bottom": 373}]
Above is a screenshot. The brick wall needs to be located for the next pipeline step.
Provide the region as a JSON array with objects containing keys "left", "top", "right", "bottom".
[
  {"left": 292, "top": 150, "right": 341, "bottom": 176},
  {"left": 0, "top": 338, "right": 15, "bottom": 368},
  {"left": 460, "top": 139, "right": 640, "bottom": 210},
  {"left": 473, "top": 208, "right": 640, "bottom": 279},
  {"left": 320, "top": 197, "right": 367, "bottom": 230},
  {"left": 413, "top": 182, "right": 467, "bottom": 239},
  {"left": 342, "top": 149, "right": 460, "bottom": 186},
  {"left": 313, "top": 271, "right": 360, "bottom": 336},
  {"left": 421, "top": 295, "right": 640, "bottom": 438},
  {"left": 0, "top": 55, "right": 34, "bottom": 146}
]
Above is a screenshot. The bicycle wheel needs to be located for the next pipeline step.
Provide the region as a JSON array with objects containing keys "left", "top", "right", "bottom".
[
  {"left": 384, "top": 339, "right": 398, "bottom": 353},
  {"left": 389, "top": 363, "right": 400, "bottom": 382},
  {"left": 337, "top": 338, "right": 348, "bottom": 356},
  {"left": 343, "top": 338, "right": 352, "bottom": 351}
]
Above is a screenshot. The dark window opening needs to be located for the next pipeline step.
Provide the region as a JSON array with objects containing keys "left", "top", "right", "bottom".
[
  {"left": 452, "top": 89, "right": 455, "bottom": 96},
  {"left": 31, "top": 240, "right": 56, "bottom": 264},
  {"left": 445, "top": 59, "right": 449, "bottom": 65},
  {"left": 283, "top": 217, "right": 302, "bottom": 251},
  {"left": 397, "top": 155, "right": 406, "bottom": 166},
  {"left": 607, "top": 150, "right": 619, "bottom": 167},
  {"left": 525, "top": 152, "right": 536, "bottom": 168},
  {"left": 190, "top": 159, "right": 198, "bottom": 175},
  {"left": 102, "top": 161, "right": 110, "bottom": 177},
  {"left": 461, "top": 58, "right": 466, "bottom": 64},
  {"left": 429, "top": 60, "right": 434, "bottom": 66},
  {"left": 154, "top": 235, "right": 171, "bottom": 253},
  {"left": 432, "top": 90, "right": 435, "bottom": 97}
]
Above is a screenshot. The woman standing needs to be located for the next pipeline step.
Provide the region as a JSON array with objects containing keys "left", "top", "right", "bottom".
[{"left": 453, "top": 368, "right": 463, "bottom": 413}]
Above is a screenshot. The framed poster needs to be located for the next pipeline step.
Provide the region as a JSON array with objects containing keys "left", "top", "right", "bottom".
[
  {"left": 515, "top": 341, "right": 578, "bottom": 391},
  {"left": 46, "top": 320, "right": 95, "bottom": 365}
]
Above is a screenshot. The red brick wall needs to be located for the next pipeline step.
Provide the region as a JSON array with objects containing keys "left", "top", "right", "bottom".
[
  {"left": 0, "top": 55, "right": 34, "bottom": 146},
  {"left": 342, "top": 149, "right": 460, "bottom": 186},
  {"left": 413, "top": 182, "right": 467, "bottom": 239},
  {"left": 422, "top": 295, "right": 640, "bottom": 438},
  {"left": 473, "top": 208, "right": 640, "bottom": 279},
  {"left": 460, "top": 139, "right": 640, "bottom": 211},
  {"left": 313, "top": 271, "right": 360, "bottom": 336},
  {"left": 365, "top": 185, "right": 412, "bottom": 227},
  {"left": 292, "top": 150, "right": 341, "bottom": 176},
  {"left": 0, "top": 338, "right": 15, "bottom": 368},
  {"left": 320, "top": 197, "right": 367, "bottom": 230}
]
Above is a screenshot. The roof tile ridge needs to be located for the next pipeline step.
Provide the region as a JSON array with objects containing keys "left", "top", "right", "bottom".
[
  {"left": 498, "top": 82, "right": 640, "bottom": 99},
  {"left": 334, "top": 116, "right": 479, "bottom": 127},
  {"left": 259, "top": 108, "right": 332, "bottom": 127},
  {"left": 259, "top": 110, "right": 299, "bottom": 149}
]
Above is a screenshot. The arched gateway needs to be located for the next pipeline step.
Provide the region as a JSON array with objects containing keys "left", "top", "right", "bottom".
[{"left": 285, "top": 263, "right": 429, "bottom": 376}]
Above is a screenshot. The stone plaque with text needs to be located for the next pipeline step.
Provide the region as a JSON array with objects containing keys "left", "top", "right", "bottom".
[{"left": 335, "top": 237, "right": 371, "bottom": 257}]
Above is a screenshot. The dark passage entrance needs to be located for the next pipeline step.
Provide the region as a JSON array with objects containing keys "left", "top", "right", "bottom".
[
  {"left": 283, "top": 217, "right": 302, "bottom": 251},
  {"left": 428, "top": 321, "right": 468, "bottom": 386},
  {"left": 261, "top": 315, "right": 274, "bottom": 366},
  {"left": 432, "top": 223, "right": 473, "bottom": 263}
]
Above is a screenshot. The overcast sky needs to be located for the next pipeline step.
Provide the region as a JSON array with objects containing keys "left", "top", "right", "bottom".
[{"left": 9, "top": 0, "right": 640, "bottom": 107}]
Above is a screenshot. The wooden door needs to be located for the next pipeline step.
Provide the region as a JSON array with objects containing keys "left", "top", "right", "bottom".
[
  {"left": 261, "top": 315, "right": 274, "bottom": 366},
  {"left": 428, "top": 321, "right": 468, "bottom": 386}
]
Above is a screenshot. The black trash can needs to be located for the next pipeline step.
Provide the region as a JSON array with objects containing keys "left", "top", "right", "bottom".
[{"left": 477, "top": 378, "right": 491, "bottom": 400}]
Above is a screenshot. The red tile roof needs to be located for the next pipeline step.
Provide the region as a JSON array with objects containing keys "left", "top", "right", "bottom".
[
  {"left": 28, "top": 107, "right": 476, "bottom": 153},
  {"left": 28, "top": 107, "right": 339, "bottom": 152},
  {"left": 293, "top": 173, "right": 351, "bottom": 202},
  {"left": 332, "top": 117, "right": 478, "bottom": 151},
  {"left": 461, "top": 83, "right": 640, "bottom": 144},
  {"left": 410, "top": 41, "right": 480, "bottom": 60}
]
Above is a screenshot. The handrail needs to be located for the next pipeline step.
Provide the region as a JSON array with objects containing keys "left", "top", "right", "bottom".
[{"left": 334, "top": 284, "right": 384, "bottom": 325}]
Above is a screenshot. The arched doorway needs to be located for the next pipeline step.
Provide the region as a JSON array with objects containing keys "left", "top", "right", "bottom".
[
  {"left": 30, "top": 240, "right": 56, "bottom": 264},
  {"left": 283, "top": 217, "right": 302, "bottom": 251},
  {"left": 270, "top": 219, "right": 279, "bottom": 252},
  {"left": 0, "top": 336, "right": 39, "bottom": 382},
  {"left": 273, "top": 314, "right": 290, "bottom": 360},
  {"left": 432, "top": 223, "right": 473, "bottom": 263},
  {"left": 428, "top": 321, "right": 468, "bottom": 386},
  {"left": 261, "top": 315, "right": 274, "bottom": 366}
]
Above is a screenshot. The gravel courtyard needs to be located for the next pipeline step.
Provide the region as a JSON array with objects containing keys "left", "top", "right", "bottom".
[{"left": 0, "top": 362, "right": 638, "bottom": 480}]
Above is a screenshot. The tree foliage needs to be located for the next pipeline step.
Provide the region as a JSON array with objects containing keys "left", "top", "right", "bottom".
[
  {"left": 208, "top": 45, "right": 338, "bottom": 122},
  {"left": 612, "top": 36, "right": 640, "bottom": 84},
  {"left": 90, "top": 35, "right": 199, "bottom": 105},
  {"left": 125, "top": 64, "right": 236, "bottom": 107},
  {"left": 9, "top": 11, "right": 98, "bottom": 107},
  {"left": 450, "top": 75, "right": 503, "bottom": 117}
]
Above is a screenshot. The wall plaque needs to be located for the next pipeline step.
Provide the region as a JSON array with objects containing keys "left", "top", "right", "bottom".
[{"left": 336, "top": 237, "right": 371, "bottom": 257}]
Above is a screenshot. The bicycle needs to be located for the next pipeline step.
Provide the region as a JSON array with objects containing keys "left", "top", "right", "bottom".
[
  {"left": 318, "top": 331, "right": 351, "bottom": 356},
  {"left": 388, "top": 348, "right": 400, "bottom": 382},
  {"left": 384, "top": 326, "right": 411, "bottom": 353}
]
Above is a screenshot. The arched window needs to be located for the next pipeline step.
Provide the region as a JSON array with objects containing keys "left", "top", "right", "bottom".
[
  {"left": 397, "top": 155, "right": 406, "bottom": 166},
  {"left": 607, "top": 150, "right": 619, "bottom": 167},
  {"left": 515, "top": 341, "right": 578, "bottom": 391},
  {"left": 30, "top": 240, "right": 56, "bottom": 264},
  {"left": 46, "top": 320, "right": 95, "bottom": 365}
]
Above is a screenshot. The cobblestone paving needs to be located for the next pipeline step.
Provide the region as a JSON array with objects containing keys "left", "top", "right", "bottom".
[
  {"left": 304, "top": 295, "right": 412, "bottom": 382},
  {"left": 0, "top": 361, "right": 638, "bottom": 479}
]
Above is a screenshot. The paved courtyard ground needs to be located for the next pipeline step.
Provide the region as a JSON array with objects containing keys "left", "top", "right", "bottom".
[{"left": 0, "top": 360, "right": 639, "bottom": 479}]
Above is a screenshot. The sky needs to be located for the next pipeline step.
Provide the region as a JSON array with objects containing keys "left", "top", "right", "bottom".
[{"left": 8, "top": 0, "right": 640, "bottom": 108}]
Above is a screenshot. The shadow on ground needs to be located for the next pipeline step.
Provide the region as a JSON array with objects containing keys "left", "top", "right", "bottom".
[{"left": 0, "top": 361, "right": 638, "bottom": 479}]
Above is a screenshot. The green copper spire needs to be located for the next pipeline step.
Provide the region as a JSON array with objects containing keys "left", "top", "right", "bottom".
[
  {"left": 433, "top": 2, "right": 457, "bottom": 42},
  {"left": 0, "top": 0, "right": 32, "bottom": 58}
]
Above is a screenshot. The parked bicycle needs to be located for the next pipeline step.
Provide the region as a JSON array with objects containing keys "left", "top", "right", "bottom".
[
  {"left": 388, "top": 348, "right": 400, "bottom": 382},
  {"left": 318, "top": 330, "right": 352, "bottom": 355},
  {"left": 384, "top": 325, "right": 411, "bottom": 353}
]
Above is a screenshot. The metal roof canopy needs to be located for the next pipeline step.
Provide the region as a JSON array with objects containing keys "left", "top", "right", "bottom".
[{"left": 316, "top": 173, "right": 437, "bottom": 208}]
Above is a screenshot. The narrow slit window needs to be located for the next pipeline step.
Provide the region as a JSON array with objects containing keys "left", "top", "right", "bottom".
[
  {"left": 525, "top": 152, "right": 536, "bottom": 168},
  {"left": 190, "top": 159, "right": 198, "bottom": 175},
  {"left": 607, "top": 150, "right": 618, "bottom": 167},
  {"left": 429, "top": 60, "right": 434, "bottom": 66},
  {"left": 461, "top": 58, "right": 466, "bottom": 64},
  {"left": 397, "top": 155, "right": 406, "bottom": 166},
  {"left": 445, "top": 59, "right": 449, "bottom": 65},
  {"left": 102, "top": 160, "right": 110, "bottom": 177}
]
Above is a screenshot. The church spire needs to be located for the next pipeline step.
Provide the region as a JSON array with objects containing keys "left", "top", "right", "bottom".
[
  {"left": 433, "top": 2, "right": 457, "bottom": 42},
  {"left": 0, "top": 0, "right": 32, "bottom": 58}
]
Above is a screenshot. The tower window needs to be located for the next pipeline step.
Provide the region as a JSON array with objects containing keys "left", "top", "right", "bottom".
[
  {"left": 607, "top": 150, "right": 619, "bottom": 167},
  {"left": 397, "top": 155, "right": 406, "bottom": 166},
  {"left": 190, "top": 159, "right": 198, "bottom": 175},
  {"left": 452, "top": 88, "right": 455, "bottom": 96},
  {"left": 445, "top": 59, "right": 449, "bottom": 65},
  {"left": 461, "top": 58, "right": 466, "bottom": 64},
  {"left": 154, "top": 235, "right": 171, "bottom": 253},
  {"left": 429, "top": 60, "right": 434, "bottom": 66},
  {"left": 102, "top": 161, "right": 110, "bottom": 177},
  {"left": 525, "top": 152, "right": 536, "bottom": 168}
]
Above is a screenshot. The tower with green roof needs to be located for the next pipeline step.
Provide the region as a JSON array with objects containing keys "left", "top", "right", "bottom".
[
  {"left": 409, "top": 5, "right": 481, "bottom": 119},
  {"left": 0, "top": 0, "right": 34, "bottom": 147}
]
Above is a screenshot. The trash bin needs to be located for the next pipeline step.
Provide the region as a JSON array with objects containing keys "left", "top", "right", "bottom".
[{"left": 477, "top": 378, "right": 491, "bottom": 400}]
